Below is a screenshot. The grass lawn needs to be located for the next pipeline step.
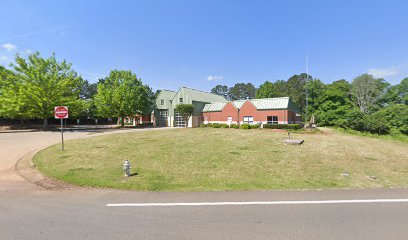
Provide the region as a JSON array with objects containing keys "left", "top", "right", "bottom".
[{"left": 33, "top": 127, "right": 408, "bottom": 191}]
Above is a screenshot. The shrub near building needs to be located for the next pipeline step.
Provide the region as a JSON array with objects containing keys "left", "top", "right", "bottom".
[
  {"left": 263, "top": 124, "right": 301, "bottom": 130},
  {"left": 240, "top": 123, "right": 251, "bottom": 129}
]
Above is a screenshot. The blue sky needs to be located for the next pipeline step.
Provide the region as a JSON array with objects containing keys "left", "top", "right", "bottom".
[{"left": 1, "top": 0, "right": 407, "bottom": 91}]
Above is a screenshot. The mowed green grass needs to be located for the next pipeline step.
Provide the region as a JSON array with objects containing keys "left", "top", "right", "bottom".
[{"left": 33, "top": 128, "right": 408, "bottom": 191}]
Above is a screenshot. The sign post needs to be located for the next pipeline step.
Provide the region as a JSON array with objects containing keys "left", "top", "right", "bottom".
[{"left": 54, "top": 106, "right": 69, "bottom": 151}]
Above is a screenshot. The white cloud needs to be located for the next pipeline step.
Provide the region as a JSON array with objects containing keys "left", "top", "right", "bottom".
[
  {"left": 2, "top": 43, "right": 17, "bottom": 51},
  {"left": 0, "top": 55, "right": 11, "bottom": 63},
  {"left": 25, "top": 49, "right": 33, "bottom": 54},
  {"left": 367, "top": 66, "right": 399, "bottom": 78},
  {"left": 207, "top": 75, "right": 224, "bottom": 81}
]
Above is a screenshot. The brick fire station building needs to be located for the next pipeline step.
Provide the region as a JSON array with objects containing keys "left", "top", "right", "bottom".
[{"left": 153, "top": 87, "right": 302, "bottom": 127}]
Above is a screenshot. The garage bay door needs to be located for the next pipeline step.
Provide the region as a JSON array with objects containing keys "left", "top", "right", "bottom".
[{"left": 156, "top": 109, "right": 168, "bottom": 127}]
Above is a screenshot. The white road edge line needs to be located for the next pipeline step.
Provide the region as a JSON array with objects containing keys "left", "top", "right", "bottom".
[{"left": 106, "top": 199, "right": 408, "bottom": 207}]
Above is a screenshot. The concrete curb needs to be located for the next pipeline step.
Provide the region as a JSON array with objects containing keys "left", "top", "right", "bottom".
[
  {"left": 15, "top": 147, "right": 73, "bottom": 190},
  {"left": 12, "top": 127, "right": 179, "bottom": 191}
]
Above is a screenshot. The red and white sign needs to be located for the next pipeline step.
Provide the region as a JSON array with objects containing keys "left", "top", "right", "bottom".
[{"left": 54, "top": 106, "right": 69, "bottom": 119}]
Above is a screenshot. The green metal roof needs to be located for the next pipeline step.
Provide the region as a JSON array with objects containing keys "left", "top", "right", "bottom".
[
  {"left": 176, "top": 87, "right": 227, "bottom": 103},
  {"left": 251, "top": 97, "right": 290, "bottom": 110},
  {"left": 232, "top": 100, "right": 246, "bottom": 109},
  {"left": 159, "top": 89, "right": 177, "bottom": 100},
  {"left": 203, "top": 97, "right": 301, "bottom": 113},
  {"left": 203, "top": 101, "right": 227, "bottom": 112}
]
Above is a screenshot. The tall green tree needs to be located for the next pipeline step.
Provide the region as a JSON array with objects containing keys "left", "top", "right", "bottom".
[
  {"left": 175, "top": 104, "right": 194, "bottom": 127},
  {"left": 256, "top": 81, "right": 277, "bottom": 98},
  {"left": 94, "top": 70, "right": 152, "bottom": 127},
  {"left": 351, "top": 74, "right": 388, "bottom": 113},
  {"left": 315, "top": 79, "right": 354, "bottom": 126},
  {"left": 273, "top": 80, "right": 288, "bottom": 97},
  {"left": 396, "top": 78, "right": 408, "bottom": 104},
  {"left": 75, "top": 80, "right": 98, "bottom": 120},
  {"left": 80, "top": 80, "right": 98, "bottom": 99},
  {"left": 305, "top": 78, "right": 325, "bottom": 118},
  {"left": 285, "top": 73, "right": 310, "bottom": 114},
  {"left": 228, "top": 83, "right": 256, "bottom": 100},
  {"left": 0, "top": 66, "right": 29, "bottom": 121},
  {"left": 368, "top": 104, "right": 408, "bottom": 132},
  {"left": 211, "top": 85, "right": 229, "bottom": 99},
  {"left": 382, "top": 77, "right": 408, "bottom": 105},
  {"left": 10, "top": 52, "right": 84, "bottom": 128}
]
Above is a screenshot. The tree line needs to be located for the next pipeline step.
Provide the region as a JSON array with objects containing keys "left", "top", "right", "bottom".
[
  {"left": 0, "top": 52, "right": 156, "bottom": 128},
  {"left": 1, "top": 51, "right": 406, "bottom": 134},
  {"left": 211, "top": 73, "right": 408, "bottom": 135}
]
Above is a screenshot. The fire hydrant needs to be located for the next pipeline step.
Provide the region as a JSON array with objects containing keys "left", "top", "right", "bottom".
[{"left": 123, "top": 159, "right": 131, "bottom": 177}]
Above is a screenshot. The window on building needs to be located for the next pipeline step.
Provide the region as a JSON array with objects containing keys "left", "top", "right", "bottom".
[
  {"left": 227, "top": 116, "right": 232, "bottom": 123},
  {"left": 179, "top": 97, "right": 183, "bottom": 103},
  {"left": 243, "top": 116, "right": 253, "bottom": 124},
  {"left": 160, "top": 99, "right": 164, "bottom": 105},
  {"left": 267, "top": 116, "right": 278, "bottom": 124}
]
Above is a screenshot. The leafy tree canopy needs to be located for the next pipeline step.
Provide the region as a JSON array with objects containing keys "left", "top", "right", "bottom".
[
  {"left": 381, "top": 77, "right": 408, "bottom": 105},
  {"left": 94, "top": 70, "right": 153, "bottom": 127},
  {"left": 256, "top": 81, "right": 277, "bottom": 98},
  {"left": 8, "top": 52, "right": 84, "bottom": 128},
  {"left": 228, "top": 83, "right": 256, "bottom": 100},
  {"left": 351, "top": 74, "right": 388, "bottom": 113},
  {"left": 175, "top": 104, "right": 194, "bottom": 127},
  {"left": 211, "top": 85, "right": 229, "bottom": 99}
]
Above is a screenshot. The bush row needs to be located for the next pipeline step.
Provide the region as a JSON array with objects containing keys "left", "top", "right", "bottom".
[
  {"left": 334, "top": 106, "right": 408, "bottom": 135},
  {"left": 318, "top": 105, "right": 408, "bottom": 135},
  {"left": 200, "top": 123, "right": 298, "bottom": 129},
  {"left": 200, "top": 123, "right": 229, "bottom": 128},
  {"left": 239, "top": 123, "right": 260, "bottom": 129},
  {"left": 263, "top": 124, "right": 301, "bottom": 130}
]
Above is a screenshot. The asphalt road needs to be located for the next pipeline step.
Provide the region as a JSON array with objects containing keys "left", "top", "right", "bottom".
[{"left": 1, "top": 128, "right": 408, "bottom": 240}]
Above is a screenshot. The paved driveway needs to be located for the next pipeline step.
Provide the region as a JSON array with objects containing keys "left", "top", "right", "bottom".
[{"left": 0, "top": 127, "right": 170, "bottom": 192}]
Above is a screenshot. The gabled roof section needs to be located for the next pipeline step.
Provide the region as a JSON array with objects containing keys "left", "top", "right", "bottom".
[
  {"left": 180, "top": 87, "right": 227, "bottom": 103},
  {"left": 232, "top": 100, "right": 246, "bottom": 109},
  {"left": 158, "top": 89, "right": 177, "bottom": 100},
  {"left": 250, "top": 97, "right": 289, "bottom": 110},
  {"left": 249, "top": 97, "right": 301, "bottom": 113},
  {"left": 203, "top": 101, "right": 228, "bottom": 112}
]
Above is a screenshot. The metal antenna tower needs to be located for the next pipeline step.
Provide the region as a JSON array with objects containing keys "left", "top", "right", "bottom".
[{"left": 305, "top": 55, "right": 309, "bottom": 123}]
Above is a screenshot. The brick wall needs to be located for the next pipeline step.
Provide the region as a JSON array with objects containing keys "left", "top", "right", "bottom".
[{"left": 202, "top": 100, "right": 301, "bottom": 124}]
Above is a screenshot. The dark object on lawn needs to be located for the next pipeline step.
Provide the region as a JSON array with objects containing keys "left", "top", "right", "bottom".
[
  {"left": 283, "top": 139, "right": 304, "bottom": 145},
  {"left": 368, "top": 175, "right": 377, "bottom": 180},
  {"left": 282, "top": 132, "right": 304, "bottom": 145}
]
